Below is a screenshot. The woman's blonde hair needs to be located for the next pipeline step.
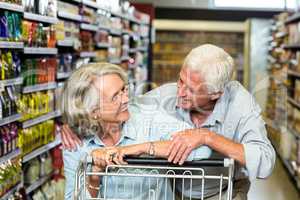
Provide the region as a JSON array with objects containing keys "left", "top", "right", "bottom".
[{"left": 60, "top": 62, "right": 127, "bottom": 137}]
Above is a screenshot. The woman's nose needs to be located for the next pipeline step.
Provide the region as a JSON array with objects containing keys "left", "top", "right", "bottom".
[{"left": 177, "top": 85, "right": 187, "bottom": 97}]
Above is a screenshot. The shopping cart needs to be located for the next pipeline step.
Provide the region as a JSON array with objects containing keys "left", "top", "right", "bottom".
[{"left": 74, "top": 156, "right": 235, "bottom": 200}]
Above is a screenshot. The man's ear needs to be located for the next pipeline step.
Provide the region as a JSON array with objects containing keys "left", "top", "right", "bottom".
[{"left": 210, "top": 91, "right": 223, "bottom": 101}]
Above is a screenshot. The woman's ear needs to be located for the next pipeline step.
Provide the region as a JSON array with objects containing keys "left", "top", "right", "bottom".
[
  {"left": 210, "top": 91, "right": 223, "bottom": 101},
  {"left": 90, "top": 107, "right": 100, "bottom": 120}
]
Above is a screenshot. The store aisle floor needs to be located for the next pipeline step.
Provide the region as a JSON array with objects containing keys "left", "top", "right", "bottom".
[{"left": 248, "top": 158, "right": 299, "bottom": 200}]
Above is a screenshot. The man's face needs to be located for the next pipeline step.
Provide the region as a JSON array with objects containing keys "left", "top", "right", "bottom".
[{"left": 176, "top": 66, "right": 212, "bottom": 110}]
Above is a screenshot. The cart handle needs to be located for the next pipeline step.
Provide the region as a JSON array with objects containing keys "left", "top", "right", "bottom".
[{"left": 86, "top": 156, "right": 233, "bottom": 167}]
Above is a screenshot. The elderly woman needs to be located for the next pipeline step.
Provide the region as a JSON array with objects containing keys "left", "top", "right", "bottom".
[{"left": 61, "top": 62, "right": 211, "bottom": 200}]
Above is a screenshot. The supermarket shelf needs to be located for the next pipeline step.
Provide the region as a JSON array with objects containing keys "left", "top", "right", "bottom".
[
  {"left": 283, "top": 44, "right": 300, "bottom": 50},
  {"left": 23, "top": 47, "right": 58, "bottom": 55},
  {"left": 25, "top": 171, "right": 55, "bottom": 194},
  {"left": 275, "top": 32, "right": 288, "bottom": 39},
  {"left": 129, "top": 48, "right": 138, "bottom": 53},
  {"left": 264, "top": 117, "right": 280, "bottom": 131},
  {"left": 80, "top": 23, "right": 98, "bottom": 32},
  {"left": 287, "top": 125, "right": 300, "bottom": 139},
  {"left": 0, "top": 149, "right": 20, "bottom": 165},
  {"left": 57, "top": 72, "right": 71, "bottom": 80},
  {"left": 23, "top": 137, "right": 61, "bottom": 163},
  {"left": 70, "top": 0, "right": 82, "bottom": 3},
  {"left": 57, "top": 11, "right": 82, "bottom": 22},
  {"left": 109, "top": 58, "right": 121, "bottom": 64},
  {"left": 137, "top": 46, "right": 148, "bottom": 52},
  {"left": 82, "top": 0, "right": 99, "bottom": 9},
  {"left": 98, "top": 25, "right": 110, "bottom": 31},
  {"left": 24, "top": 12, "right": 58, "bottom": 24},
  {"left": 22, "top": 82, "right": 57, "bottom": 94},
  {"left": 96, "top": 42, "right": 110, "bottom": 48},
  {"left": 0, "top": 77, "right": 23, "bottom": 87},
  {"left": 22, "top": 110, "right": 61, "bottom": 129},
  {"left": 0, "top": 182, "right": 22, "bottom": 200},
  {"left": 285, "top": 13, "right": 300, "bottom": 25},
  {"left": 0, "top": 114, "right": 22, "bottom": 127},
  {"left": 287, "top": 96, "right": 300, "bottom": 110},
  {"left": 122, "top": 30, "right": 133, "bottom": 35},
  {"left": 287, "top": 69, "right": 300, "bottom": 79},
  {"left": 0, "top": 41, "right": 24, "bottom": 49},
  {"left": 121, "top": 56, "right": 131, "bottom": 61},
  {"left": 57, "top": 40, "right": 74, "bottom": 47},
  {"left": 0, "top": 2, "right": 24, "bottom": 13},
  {"left": 110, "top": 29, "right": 122, "bottom": 36},
  {"left": 80, "top": 51, "right": 97, "bottom": 58}
]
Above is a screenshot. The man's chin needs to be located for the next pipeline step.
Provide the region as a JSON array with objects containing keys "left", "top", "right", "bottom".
[{"left": 177, "top": 102, "right": 192, "bottom": 110}]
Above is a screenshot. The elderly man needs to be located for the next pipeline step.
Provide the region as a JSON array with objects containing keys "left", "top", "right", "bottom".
[{"left": 61, "top": 44, "right": 275, "bottom": 200}]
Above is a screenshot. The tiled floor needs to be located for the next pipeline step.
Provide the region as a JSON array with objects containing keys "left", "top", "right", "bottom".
[{"left": 248, "top": 158, "right": 299, "bottom": 200}]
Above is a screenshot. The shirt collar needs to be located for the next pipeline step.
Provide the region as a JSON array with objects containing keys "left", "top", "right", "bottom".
[
  {"left": 86, "top": 121, "right": 138, "bottom": 147},
  {"left": 175, "top": 89, "right": 227, "bottom": 127}
]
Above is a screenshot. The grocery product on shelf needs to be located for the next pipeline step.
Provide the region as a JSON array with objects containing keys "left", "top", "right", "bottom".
[
  {"left": 0, "top": 159, "right": 22, "bottom": 198},
  {"left": 22, "top": 57, "right": 57, "bottom": 86},
  {"left": 81, "top": 5, "right": 97, "bottom": 25},
  {"left": 0, "top": 122, "right": 18, "bottom": 157},
  {"left": 55, "top": 19, "right": 80, "bottom": 45},
  {"left": 0, "top": 11, "right": 22, "bottom": 41},
  {"left": 0, "top": 86, "right": 19, "bottom": 118},
  {"left": 80, "top": 30, "right": 94, "bottom": 51},
  {"left": 23, "top": 0, "right": 57, "bottom": 17},
  {"left": 22, "top": 21, "right": 57, "bottom": 48},
  {"left": 153, "top": 31, "right": 244, "bottom": 85},
  {"left": 0, "top": 50, "right": 21, "bottom": 80},
  {"left": 19, "top": 90, "right": 55, "bottom": 121},
  {"left": 265, "top": 11, "right": 300, "bottom": 191},
  {"left": 57, "top": 1, "right": 80, "bottom": 16},
  {"left": 19, "top": 120, "right": 55, "bottom": 155}
]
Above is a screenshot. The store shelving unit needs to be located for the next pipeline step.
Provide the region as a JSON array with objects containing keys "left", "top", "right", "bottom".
[
  {"left": 22, "top": 136, "right": 61, "bottom": 163},
  {"left": 0, "top": 1, "right": 24, "bottom": 12},
  {"left": 57, "top": 11, "right": 82, "bottom": 22},
  {"left": 57, "top": 40, "right": 75, "bottom": 47},
  {"left": 25, "top": 171, "right": 55, "bottom": 194},
  {"left": 0, "top": 182, "right": 22, "bottom": 200},
  {"left": 80, "top": 23, "right": 98, "bottom": 32},
  {"left": 0, "top": 77, "right": 23, "bottom": 87},
  {"left": 0, "top": 0, "right": 151, "bottom": 198},
  {"left": 24, "top": 12, "right": 58, "bottom": 24},
  {"left": 22, "top": 110, "right": 61, "bottom": 129},
  {"left": 0, "top": 41, "right": 24, "bottom": 49},
  {"left": 23, "top": 47, "right": 58, "bottom": 55},
  {"left": 0, "top": 149, "right": 20, "bottom": 165},
  {"left": 0, "top": 114, "right": 22, "bottom": 127},
  {"left": 265, "top": 12, "right": 300, "bottom": 192},
  {"left": 22, "top": 82, "right": 57, "bottom": 94}
]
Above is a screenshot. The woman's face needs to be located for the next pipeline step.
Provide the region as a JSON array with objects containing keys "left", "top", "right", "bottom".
[{"left": 92, "top": 74, "right": 130, "bottom": 123}]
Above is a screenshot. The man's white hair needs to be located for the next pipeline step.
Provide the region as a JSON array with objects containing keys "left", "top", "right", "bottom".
[{"left": 183, "top": 44, "right": 234, "bottom": 94}]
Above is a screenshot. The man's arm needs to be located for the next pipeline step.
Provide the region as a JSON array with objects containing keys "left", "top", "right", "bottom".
[
  {"left": 61, "top": 124, "right": 83, "bottom": 150},
  {"left": 167, "top": 129, "right": 244, "bottom": 165},
  {"left": 168, "top": 115, "right": 275, "bottom": 180}
]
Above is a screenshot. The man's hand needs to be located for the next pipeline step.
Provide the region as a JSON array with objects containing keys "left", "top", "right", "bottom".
[
  {"left": 61, "top": 124, "right": 83, "bottom": 151},
  {"left": 167, "top": 129, "right": 210, "bottom": 165}
]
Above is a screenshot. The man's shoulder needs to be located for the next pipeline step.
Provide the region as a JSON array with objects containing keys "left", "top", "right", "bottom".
[
  {"left": 225, "top": 81, "right": 261, "bottom": 116},
  {"left": 133, "top": 83, "right": 178, "bottom": 114}
]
